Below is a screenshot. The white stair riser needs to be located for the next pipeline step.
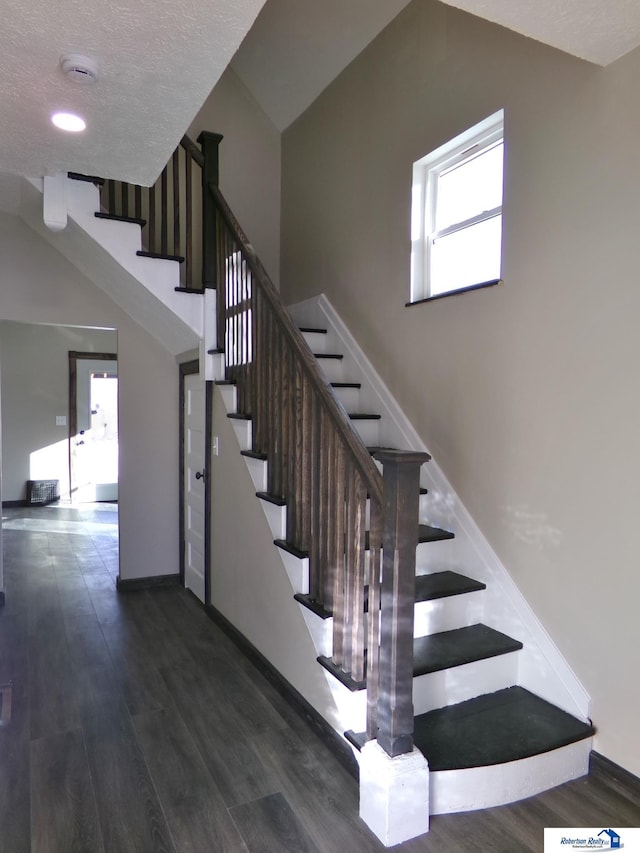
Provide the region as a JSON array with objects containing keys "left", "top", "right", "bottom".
[
  {"left": 350, "top": 418, "right": 380, "bottom": 447},
  {"left": 278, "top": 548, "right": 310, "bottom": 596},
  {"left": 412, "top": 650, "right": 520, "bottom": 716},
  {"left": 430, "top": 739, "right": 592, "bottom": 815},
  {"left": 299, "top": 606, "right": 333, "bottom": 658},
  {"left": 332, "top": 386, "right": 361, "bottom": 410},
  {"left": 415, "top": 539, "right": 459, "bottom": 574},
  {"left": 230, "top": 418, "right": 252, "bottom": 450},
  {"left": 413, "top": 590, "right": 485, "bottom": 638},
  {"left": 243, "top": 456, "right": 268, "bottom": 491},
  {"left": 300, "top": 330, "right": 330, "bottom": 353},
  {"left": 217, "top": 383, "right": 237, "bottom": 412},
  {"left": 259, "top": 499, "right": 286, "bottom": 539},
  {"left": 315, "top": 358, "right": 344, "bottom": 383}
]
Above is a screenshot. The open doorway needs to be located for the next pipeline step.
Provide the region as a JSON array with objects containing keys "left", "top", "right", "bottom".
[
  {"left": 69, "top": 351, "right": 119, "bottom": 503},
  {"left": 0, "top": 321, "right": 118, "bottom": 516}
]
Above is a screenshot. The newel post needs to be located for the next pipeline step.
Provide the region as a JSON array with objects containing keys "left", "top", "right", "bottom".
[
  {"left": 373, "top": 449, "right": 430, "bottom": 758},
  {"left": 197, "top": 131, "right": 223, "bottom": 290}
]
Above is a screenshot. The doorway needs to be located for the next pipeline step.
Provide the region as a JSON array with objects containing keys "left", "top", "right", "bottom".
[
  {"left": 179, "top": 361, "right": 210, "bottom": 604},
  {"left": 69, "top": 351, "right": 118, "bottom": 503}
]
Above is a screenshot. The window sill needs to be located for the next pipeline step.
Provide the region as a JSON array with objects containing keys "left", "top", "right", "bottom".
[{"left": 406, "top": 278, "right": 503, "bottom": 307}]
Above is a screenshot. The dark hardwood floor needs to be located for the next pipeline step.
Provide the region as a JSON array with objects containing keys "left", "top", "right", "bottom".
[{"left": 1, "top": 504, "right": 638, "bottom": 852}]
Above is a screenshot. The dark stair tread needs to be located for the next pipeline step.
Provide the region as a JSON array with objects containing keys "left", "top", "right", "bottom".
[
  {"left": 95, "top": 211, "right": 146, "bottom": 227},
  {"left": 418, "top": 524, "right": 454, "bottom": 543},
  {"left": 318, "top": 623, "right": 521, "bottom": 692},
  {"left": 294, "top": 593, "right": 332, "bottom": 620},
  {"left": 68, "top": 171, "right": 105, "bottom": 185},
  {"left": 314, "top": 352, "right": 343, "bottom": 360},
  {"left": 414, "top": 687, "right": 595, "bottom": 771},
  {"left": 415, "top": 570, "right": 485, "bottom": 601},
  {"left": 299, "top": 327, "right": 327, "bottom": 334},
  {"left": 278, "top": 524, "right": 452, "bottom": 567},
  {"left": 136, "top": 249, "right": 185, "bottom": 263},
  {"left": 227, "top": 412, "right": 252, "bottom": 420},
  {"left": 240, "top": 449, "right": 267, "bottom": 461},
  {"left": 174, "top": 286, "right": 204, "bottom": 294},
  {"left": 363, "top": 525, "right": 452, "bottom": 549},
  {"left": 295, "top": 571, "right": 484, "bottom": 622},
  {"left": 346, "top": 687, "right": 595, "bottom": 771},
  {"left": 256, "top": 491, "right": 286, "bottom": 507},
  {"left": 331, "top": 382, "right": 361, "bottom": 389},
  {"left": 274, "top": 539, "right": 309, "bottom": 560},
  {"left": 214, "top": 379, "right": 235, "bottom": 385},
  {"left": 413, "top": 623, "right": 522, "bottom": 676},
  {"left": 349, "top": 413, "right": 382, "bottom": 420},
  {"left": 208, "top": 347, "right": 225, "bottom": 355}
]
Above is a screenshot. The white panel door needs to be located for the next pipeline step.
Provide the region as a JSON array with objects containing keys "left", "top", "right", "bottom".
[{"left": 184, "top": 373, "right": 206, "bottom": 603}]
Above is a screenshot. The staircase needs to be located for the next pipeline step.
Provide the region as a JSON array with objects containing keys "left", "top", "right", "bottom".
[
  {"left": 223, "top": 294, "right": 594, "bottom": 817},
  {"left": 21, "top": 133, "right": 595, "bottom": 843}
]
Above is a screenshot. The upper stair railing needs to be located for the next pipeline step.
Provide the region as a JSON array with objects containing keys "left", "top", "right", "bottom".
[
  {"left": 100, "top": 131, "right": 428, "bottom": 760},
  {"left": 100, "top": 134, "right": 210, "bottom": 292}
]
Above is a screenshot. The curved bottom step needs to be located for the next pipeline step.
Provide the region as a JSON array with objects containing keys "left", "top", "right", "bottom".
[
  {"left": 349, "top": 686, "right": 594, "bottom": 814},
  {"left": 430, "top": 738, "right": 592, "bottom": 814},
  {"left": 414, "top": 686, "right": 594, "bottom": 771}
]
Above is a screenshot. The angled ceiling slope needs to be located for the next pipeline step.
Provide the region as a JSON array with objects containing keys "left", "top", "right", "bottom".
[
  {"left": 231, "top": 0, "right": 640, "bottom": 133},
  {"left": 439, "top": 0, "right": 640, "bottom": 66},
  {"left": 0, "top": 0, "right": 266, "bottom": 186}
]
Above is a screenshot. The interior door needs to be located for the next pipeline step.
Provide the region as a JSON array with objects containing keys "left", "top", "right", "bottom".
[{"left": 183, "top": 371, "right": 206, "bottom": 602}]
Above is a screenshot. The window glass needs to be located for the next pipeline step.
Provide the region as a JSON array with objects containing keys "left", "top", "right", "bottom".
[
  {"left": 435, "top": 141, "right": 503, "bottom": 232},
  {"left": 431, "top": 215, "right": 502, "bottom": 296},
  {"left": 410, "top": 110, "right": 504, "bottom": 302}
]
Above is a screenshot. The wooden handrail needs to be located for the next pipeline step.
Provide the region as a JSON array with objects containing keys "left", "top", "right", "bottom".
[
  {"left": 100, "top": 134, "right": 206, "bottom": 290},
  {"left": 98, "top": 132, "right": 426, "bottom": 758},
  {"left": 208, "top": 184, "right": 384, "bottom": 505},
  {"left": 180, "top": 134, "right": 204, "bottom": 169}
]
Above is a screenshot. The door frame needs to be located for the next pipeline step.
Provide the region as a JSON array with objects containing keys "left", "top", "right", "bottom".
[
  {"left": 68, "top": 350, "right": 118, "bottom": 501},
  {"left": 179, "top": 361, "right": 212, "bottom": 605}
]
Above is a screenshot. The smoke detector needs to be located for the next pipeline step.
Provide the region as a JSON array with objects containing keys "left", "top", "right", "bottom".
[{"left": 60, "top": 54, "right": 99, "bottom": 85}]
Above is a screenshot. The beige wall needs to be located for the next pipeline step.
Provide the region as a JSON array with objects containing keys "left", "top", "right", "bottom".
[
  {"left": 0, "top": 321, "right": 117, "bottom": 501},
  {"left": 189, "top": 67, "right": 282, "bottom": 285},
  {"left": 0, "top": 212, "right": 179, "bottom": 582},
  {"left": 281, "top": 2, "right": 640, "bottom": 775}
]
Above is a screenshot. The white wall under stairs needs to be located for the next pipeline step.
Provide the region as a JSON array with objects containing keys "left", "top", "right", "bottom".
[{"left": 18, "top": 174, "right": 204, "bottom": 356}]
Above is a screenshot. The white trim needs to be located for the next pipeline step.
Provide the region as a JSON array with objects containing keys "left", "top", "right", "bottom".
[{"left": 287, "top": 294, "right": 591, "bottom": 722}]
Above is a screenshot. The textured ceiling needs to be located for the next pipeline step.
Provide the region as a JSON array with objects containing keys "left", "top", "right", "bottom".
[
  {"left": 0, "top": 0, "right": 266, "bottom": 185},
  {"left": 1, "top": 0, "right": 639, "bottom": 188},
  {"left": 434, "top": 0, "right": 640, "bottom": 66}
]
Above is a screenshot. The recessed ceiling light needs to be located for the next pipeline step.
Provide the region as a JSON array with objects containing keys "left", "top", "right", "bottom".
[{"left": 51, "top": 112, "right": 86, "bottom": 133}]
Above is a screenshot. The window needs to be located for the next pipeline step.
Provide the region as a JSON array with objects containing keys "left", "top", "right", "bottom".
[{"left": 410, "top": 110, "right": 504, "bottom": 302}]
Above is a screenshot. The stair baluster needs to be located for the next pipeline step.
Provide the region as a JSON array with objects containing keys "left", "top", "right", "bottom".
[{"left": 207, "top": 172, "right": 427, "bottom": 758}]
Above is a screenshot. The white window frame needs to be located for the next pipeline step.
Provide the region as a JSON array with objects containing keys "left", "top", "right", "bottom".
[{"left": 410, "top": 109, "right": 504, "bottom": 303}]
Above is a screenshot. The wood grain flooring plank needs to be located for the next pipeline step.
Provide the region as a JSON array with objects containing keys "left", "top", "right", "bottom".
[
  {"left": 0, "top": 676, "right": 31, "bottom": 853},
  {"left": 133, "top": 708, "right": 249, "bottom": 852},
  {"left": 159, "top": 662, "right": 281, "bottom": 808},
  {"left": 30, "top": 729, "right": 104, "bottom": 853},
  {"left": 250, "top": 726, "right": 383, "bottom": 853},
  {"left": 83, "top": 701, "right": 177, "bottom": 853},
  {"left": 101, "top": 622, "right": 177, "bottom": 715},
  {"left": 230, "top": 792, "right": 320, "bottom": 853}
]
